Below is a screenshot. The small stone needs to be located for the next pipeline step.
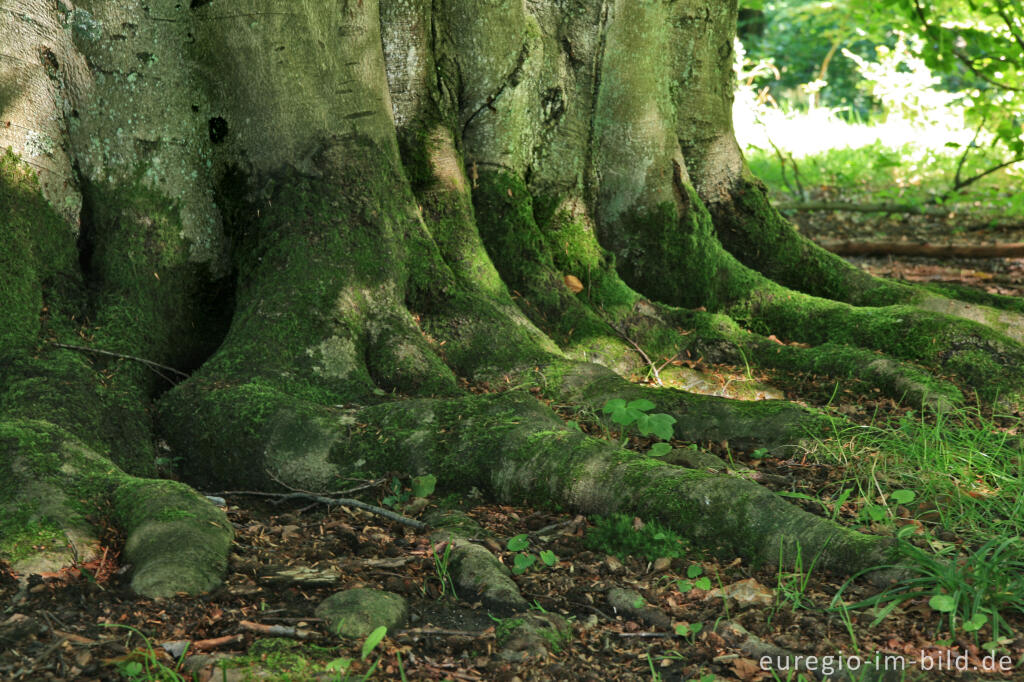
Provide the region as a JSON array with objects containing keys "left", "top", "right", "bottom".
[
  {"left": 316, "top": 588, "right": 408, "bottom": 639},
  {"left": 604, "top": 555, "right": 623, "bottom": 574},
  {"left": 607, "top": 587, "right": 671, "bottom": 629},
  {"left": 652, "top": 557, "right": 672, "bottom": 572},
  {"left": 0, "top": 614, "right": 45, "bottom": 643},
  {"left": 705, "top": 577, "right": 774, "bottom": 608},
  {"left": 279, "top": 525, "right": 300, "bottom": 541}
]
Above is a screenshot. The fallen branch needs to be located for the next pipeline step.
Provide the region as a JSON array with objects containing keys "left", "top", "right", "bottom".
[
  {"left": 604, "top": 319, "right": 663, "bottom": 386},
  {"left": 215, "top": 490, "right": 427, "bottom": 530},
  {"left": 397, "top": 628, "right": 495, "bottom": 638},
  {"left": 530, "top": 515, "right": 585, "bottom": 539},
  {"left": 817, "top": 240, "right": 1024, "bottom": 259},
  {"left": 239, "top": 620, "right": 314, "bottom": 639},
  {"left": 167, "top": 634, "right": 245, "bottom": 652},
  {"left": 775, "top": 201, "right": 953, "bottom": 216}
]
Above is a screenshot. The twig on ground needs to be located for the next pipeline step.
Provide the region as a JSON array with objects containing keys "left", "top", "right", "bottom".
[
  {"left": 397, "top": 628, "right": 496, "bottom": 638},
  {"left": 190, "top": 634, "right": 246, "bottom": 650},
  {"left": 214, "top": 489, "right": 427, "bottom": 530},
  {"left": 604, "top": 320, "right": 663, "bottom": 386},
  {"left": 817, "top": 240, "right": 1024, "bottom": 259},
  {"left": 531, "top": 515, "right": 584, "bottom": 538},
  {"left": 239, "top": 620, "right": 314, "bottom": 639}
]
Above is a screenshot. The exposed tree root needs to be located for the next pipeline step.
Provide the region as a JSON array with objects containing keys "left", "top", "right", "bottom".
[
  {"left": 158, "top": 385, "right": 890, "bottom": 576},
  {"left": 0, "top": 419, "right": 231, "bottom": 598},
  {"left": 819, "top": 239, "right": 1024, "bottom": 259},
  {"left": 458, "top": 167, "right": 979, "bottom": 409}
]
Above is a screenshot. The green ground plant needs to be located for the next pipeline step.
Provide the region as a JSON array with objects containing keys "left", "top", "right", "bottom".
[
  {"left": 674, "top": 621, "right": 704, "bottom": 644},
  {"left": 836, "top": 534, "right": 1024, "bottom": 649},
  {"left": 382, "top": 474, "right": 437, "bottom": 510},
  {"left": 601, "top": 399, "right": 677, "bottom": 457},
  {"left": 810, "top": 403, "right": 1024, "bottom": 645},
  {"left": 585, "top": 513, "right": 690, "bottom": 562},
  {"left": 771, "top": 541, "right": 823, "bottom": 615},
  {"left": 429, "top": 541, "right": 457, "bottom": 598},
  {"left": 322, "top": 625, "right": 389, "bottom": 682},
  {"left": 676, "top": 563, "right": 712, "bottom": 593},
  {"left": 102, "top": 624, "right": 186, "bottom": 682},
  {"left": 778, "top": 487, "right": 854, "bottom": 523},
  {"left": 810, "top": 405, "right": 1024, "bottom": 545},
  {"left": 506, "top": 533, "right": 558, "bottom": 575}
]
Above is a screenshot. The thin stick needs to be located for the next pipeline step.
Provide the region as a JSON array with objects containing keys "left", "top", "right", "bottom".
[
  {"left": 52, "top": 342, "right": 188, "bottom": 380},
  {"left": 239, "top": 621, "right": 313, "bottom": 640},
  {"left": 217, "top": 490, "right": 426, "bottom": 530},
  {"left": 397, "top": 628, "right": 495, "bottom": 638},
  {"left": 531, "top": 516, "right": 582, "bottom": 538},
  {"left": 603, "top": 318, "right": 662, "bottom": 386},
  {"left": 191, "top": 634, "right": 246, "bottom": 650}
]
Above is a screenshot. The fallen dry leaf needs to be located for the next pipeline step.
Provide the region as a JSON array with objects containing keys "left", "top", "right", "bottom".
[{"left": 564, "top": 274, "right": 584, "bottom": 293}]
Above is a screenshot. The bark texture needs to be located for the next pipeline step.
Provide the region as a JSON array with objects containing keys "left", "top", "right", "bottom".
[{"left": 2, "top": 0, "right": 1023, "bottom": 596}]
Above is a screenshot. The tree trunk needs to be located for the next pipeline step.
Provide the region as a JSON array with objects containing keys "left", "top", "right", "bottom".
[{"left": 2, "top": 0, "right": 1022, "bottom": 596}]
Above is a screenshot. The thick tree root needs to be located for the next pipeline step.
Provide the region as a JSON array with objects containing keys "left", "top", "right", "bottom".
[
  {"left": 158, "top": 386, "right": 890, "bottom": 575},
  {"left": 538, "top": 361, "right": 827, "bottom": 451},
  {"left": 462, "top": 168, "right": 967, "bottom": 410},
  {"left": 0, "top": 419, "right": 231, "bottom": 598}
]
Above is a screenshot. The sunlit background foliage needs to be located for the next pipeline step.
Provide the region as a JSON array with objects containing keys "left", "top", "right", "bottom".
[{"left": 733, "top": 0, "right": 1024, "bottom": 215}]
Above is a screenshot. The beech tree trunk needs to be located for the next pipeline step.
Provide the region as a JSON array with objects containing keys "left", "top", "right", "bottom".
[{"left": 3, "top": 0, "right": 1024, "bottom": 597}]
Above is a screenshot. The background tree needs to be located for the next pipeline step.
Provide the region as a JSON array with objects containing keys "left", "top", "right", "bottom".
[
  {"left": 738, "top": 0, "right": 1024, "bottom": 199},
  {"left": 3, "top": 0, "right": 1024, "bottom": 597}
]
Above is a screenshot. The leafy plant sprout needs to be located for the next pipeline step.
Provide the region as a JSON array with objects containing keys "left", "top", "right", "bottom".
[
  {"left": 505, "top": 533, "right": 559, "bottom": 575},
  {"left": 601, "top": 398, "right": 677, "bottom": 457},
  {"left": 429, "top": 541, "right": 457, "bottom": 598},
  {"left": 324, "top": 625, "right": 389, "bottom": 682},
  {"left": 834, "top": 533, "right": 1024, "bottom": 647},
  {"left": 102, "top": 623, "right": 189, "bottom": 681}
]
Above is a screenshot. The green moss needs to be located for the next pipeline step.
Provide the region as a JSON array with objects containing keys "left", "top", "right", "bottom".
[
  {"left": 0, "top": 509, "right": 67, "bottom": 563},
  {"left": 469, "top": 170, "right": 635, "bottom": 357},
  {"left": 1, "top": 352, "right": 157, "bottom": 475},
  {"left": 218, "top": 638, "right": 342, "bottom": 679},
  {"left": 112, "top": 476, "right": 232, "bottom": 596},
  {"left": 0, "top": 150, "right": 80, "bottom": 358},
  {"left": 923, "top": 282, "right": 1024, "bottom": 314},
  {"left": 610, "top": 459, "right": 887, "bottom": 571},
  {"left": 749, "top": 340, "right": 962, "bottom": 408},
  {"left": 714, "top": 174, "right": 913, "bottom": 308},
  {"left": 191, "top": 139, "right": 471, "bottom": 406},
  {"left": 757, "top": 295, "right": 1024, "bottom": 398}
]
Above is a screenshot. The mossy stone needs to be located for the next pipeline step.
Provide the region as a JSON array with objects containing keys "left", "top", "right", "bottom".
[{"left": 316, "top": 588, "right": 408, "bottom": 639}]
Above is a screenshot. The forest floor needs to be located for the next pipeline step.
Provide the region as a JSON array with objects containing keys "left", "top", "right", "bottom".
[{"left": 3, "top": 210, "right": 1024, "bottom": 682}]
